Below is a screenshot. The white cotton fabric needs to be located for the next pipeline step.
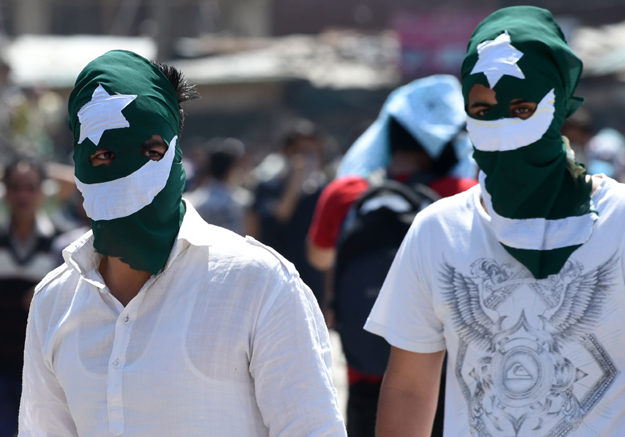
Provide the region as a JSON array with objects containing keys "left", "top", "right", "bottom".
[
  {"left": 75, "top": 135, "right": 177, "bottom": 221},
  {"left": 469, "top": 30, "right": 525, "bottom": 88},
  {"left": 78, "top": 84, "right": 137, "bottom": 146},
  {"left": 19, "top": 202, "right": 346, "bottom": 437},
  {"left": 365, "top": 176, "right": 625, "bottom": 436},
  {"left": 478, "top": 171, "right": 598, "bottom": 250},
  {"left": 467, "top": 89, "right": 555, "bottom": 152}
]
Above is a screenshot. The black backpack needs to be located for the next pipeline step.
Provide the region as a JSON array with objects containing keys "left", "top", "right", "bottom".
[{"left": 333, "top": 179, "right": 439, "bottom": 376}]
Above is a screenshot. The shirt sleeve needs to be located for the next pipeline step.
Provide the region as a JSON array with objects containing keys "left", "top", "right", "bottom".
[
  {"left": 249, "top": 269, "right": 346, "bottom": 437},
  {"left": 307, "top": 176, "right": 369, "bottom": 249},
  {"left": 364, "top": 217, "right": 446, "bottom": 353},
  {"left": 19, "top": 296, "right": 79, "bottom": 436}
]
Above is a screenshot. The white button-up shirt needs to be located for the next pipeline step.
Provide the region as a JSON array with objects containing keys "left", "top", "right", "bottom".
[{"left": 19, "top": 202, "right": 345, "bottom": 436}]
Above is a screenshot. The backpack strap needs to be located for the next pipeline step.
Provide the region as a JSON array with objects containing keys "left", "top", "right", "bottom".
[{"left": 352, "top": 179, "right": 439, "bottom": 218}]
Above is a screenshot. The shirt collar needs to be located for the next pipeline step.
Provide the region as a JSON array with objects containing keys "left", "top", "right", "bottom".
[
  {"left": 63, "top": 199, "right": 212, "bottom": 278},
  {"left": 161, "top": 200, "right": 212, "bottom": 271},
  {"left": 62, "top": 230, "right": 100, "bottom": 278},
  {"left": 176, "top": 199, "right": 212, "bottom": 248}
]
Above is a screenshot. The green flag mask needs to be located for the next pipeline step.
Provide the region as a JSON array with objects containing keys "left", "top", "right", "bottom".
[
  {"left": 461, "top": 6, "right": 596, "bottom": 279},
  {"left": 68, "top": 50, "right": 185, "bottom": 275}
]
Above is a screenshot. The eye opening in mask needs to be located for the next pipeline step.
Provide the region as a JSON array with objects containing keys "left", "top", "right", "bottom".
[
  {"left": 141, "top": 135, "right": 168, "bottom": 161},
  {"left": 89, "top": 148, "right": 116, "bottom": 167},
  {"left": 509, "top": 98, "right": 537, "bottom": 119},
  {"left": 88, "top": 135, "right": 168, "bottom": 167},
  {"left": 467, "top": 84, "right": 537, "bottom": 120}
]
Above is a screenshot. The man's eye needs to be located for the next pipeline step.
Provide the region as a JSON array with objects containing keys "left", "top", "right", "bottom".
[
  {"left": 475, "top": 109, "right": 488, "bottom": 118},
  {"left": 89, "top": 150, "right": 115, "bottom": 166},
  {"left": 141, "top": 149, "right": 164, "bottom": 161},
  {"left": 97, "top": 151, "right": 115, "bottom": 160},
  {"left": 511, "top": 106, "right": 535, "bottom": 119}
]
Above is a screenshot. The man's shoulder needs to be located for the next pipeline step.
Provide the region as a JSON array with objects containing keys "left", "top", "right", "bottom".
[
  {"left": 243, "top": 236, "right": 298, "bottom": 277},
  {"left": 311, "top": 175, "right": 369, "bottom": 231},
  {"left": 418, "top": 183, "right": 478, "bottom": 223},
  {"left": 31, "top": 263, "right": 79, "bottom": 315},
  {"left": 200, "top": 225, "right": 299, "bottom": 279},
  {"left": 592, "top": 175, "right": 625, "bottom": 216},
  {"left": 322, "top": 175, "right": 369, "bottom": 201}
]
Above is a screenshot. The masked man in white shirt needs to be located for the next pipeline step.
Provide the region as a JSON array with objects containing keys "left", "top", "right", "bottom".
[
  {"left": 365, "top": 6, "right": 625, "bottom": 437},
  {"left": 19, "top": 50, "right": 346, "bottom": 437}
]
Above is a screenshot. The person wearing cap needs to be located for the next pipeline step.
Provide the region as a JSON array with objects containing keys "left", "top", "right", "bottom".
[
  {"left": 19, "top": 51, "right": 346, "bottom": 436},
  {"left": 365, "top": 6, "right": 625, "bottom": 436}
]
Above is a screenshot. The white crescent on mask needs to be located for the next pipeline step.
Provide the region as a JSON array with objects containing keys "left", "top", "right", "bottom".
[
  {"left": 75, "top": 135, "right": 177, "bottom": 221},
  {"left": 478, "top": 171, "right": 597, "bottom": 251},
  {"left": 467, "top": 89, "right": 555, "bottom": 152}
]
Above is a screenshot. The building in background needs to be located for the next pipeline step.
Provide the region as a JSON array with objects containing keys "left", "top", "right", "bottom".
[{"left": 3, "top": 0, "right": 625, "bottom": 160}]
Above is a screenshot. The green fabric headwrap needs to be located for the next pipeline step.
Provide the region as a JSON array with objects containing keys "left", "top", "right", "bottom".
[
  {"left": 461, "top": 6, "right": 596, "bottom": 279},
  {"left": 68, "top": 50, "right": 185, "bottom": 275}
]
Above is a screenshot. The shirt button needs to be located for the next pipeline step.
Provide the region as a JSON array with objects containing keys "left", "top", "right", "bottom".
[
  {"left": 112, "top": 359, "right": 120, "bottom": 368},
  {"left": 123, "top": 315, "right": 130, "bottom": 323}
]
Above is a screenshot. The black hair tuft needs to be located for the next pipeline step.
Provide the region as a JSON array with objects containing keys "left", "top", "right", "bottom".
[{"left": 151, "top": 61, "right": 200, "bottom": 136}]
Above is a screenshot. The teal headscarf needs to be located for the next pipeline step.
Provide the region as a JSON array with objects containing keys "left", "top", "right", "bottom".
[
  {"left": 68, "top": 50, "right": 185, "bottom": 275},
  {"left": 461, "top": 6, "right": 596, "bottom": 279}
]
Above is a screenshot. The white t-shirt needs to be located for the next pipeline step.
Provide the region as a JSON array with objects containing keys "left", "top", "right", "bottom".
[
  {"left": 366, "top": 176, "right": 625, "bottom": 436},
  {"left": 19, "top": 202, "right": 346, "bottom": 437}
]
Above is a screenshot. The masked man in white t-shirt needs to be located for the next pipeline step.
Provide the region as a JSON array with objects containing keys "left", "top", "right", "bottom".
[
  {"left": 365, "top": 6, "right": 625, "bottom": 437},
  {"left": 18, "top": 50, "right": 346, "bottom": 437}
]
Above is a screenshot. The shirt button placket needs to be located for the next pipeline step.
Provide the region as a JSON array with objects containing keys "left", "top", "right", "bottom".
[{"left": 107, "top": 304, "right": 140, "bottom": 436}]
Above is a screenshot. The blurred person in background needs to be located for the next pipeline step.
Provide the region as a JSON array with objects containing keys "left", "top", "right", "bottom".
[
  {"left": 0, "top": 60, "right": 23, "bottom": 160},
  {"left": 560, "top": 106, "right": 593, "bottom": 165},
  {"left": 585, "top": 127, "right": 625, "bottom": 182},
  {"left": 250, "top": 120, "right": 326, "bottom": 304},
  {"left": 10, "top": 87, "right": 65, "bottom": 159},
  {"left": 0, "top": 155, "right": 59, "bottom": 437},
  {"left": 50, "top": 190, "right": 90, "bottom": 267},
  {"left": 186, "top": 137, "right": 252, "bottom": 235},
  {"left": 306, "top": 75, "right": 477, "bottom": 437},
  {"left": 184, "top": 137, "right": 212, "bottom": 192}
]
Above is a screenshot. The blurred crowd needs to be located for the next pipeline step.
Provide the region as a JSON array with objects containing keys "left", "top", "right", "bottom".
[{"left": 4, "top": 48, "right": 625, "bottom": 434}]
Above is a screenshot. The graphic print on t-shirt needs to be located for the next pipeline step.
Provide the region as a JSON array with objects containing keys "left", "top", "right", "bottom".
[{"left": 441, "top": 255, "right": 620, "bottom": 436}]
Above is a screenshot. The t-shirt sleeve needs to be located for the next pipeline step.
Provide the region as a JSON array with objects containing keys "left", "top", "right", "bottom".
[
  {"left": 307, "top": 176, "right": 369, "bottom": 249},
  {"left": 364, "top": 216, "right": 446, "bottom": 353}
]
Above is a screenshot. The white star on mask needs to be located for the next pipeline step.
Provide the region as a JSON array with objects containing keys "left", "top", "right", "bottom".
[
  {"left": 77, "top": 84, "right": 137, "bottom": 146},
  {"left": 470, "top": 30, "right": 525, "bottom": 88}
]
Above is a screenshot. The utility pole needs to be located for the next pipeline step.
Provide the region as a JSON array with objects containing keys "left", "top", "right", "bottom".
[
  {"left": 13, "top": 0, "right": 51, "bottom": 35},
  {"left": 151, "top": 0, "right": 173, "bottom": 62},
  {"left": 226, "top": 0, "right": 273, "bottom": 37}
]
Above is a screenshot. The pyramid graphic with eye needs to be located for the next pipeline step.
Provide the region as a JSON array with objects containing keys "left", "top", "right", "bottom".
[{"left": 441, "top": 255, "right": 620, "bottom": 436}]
